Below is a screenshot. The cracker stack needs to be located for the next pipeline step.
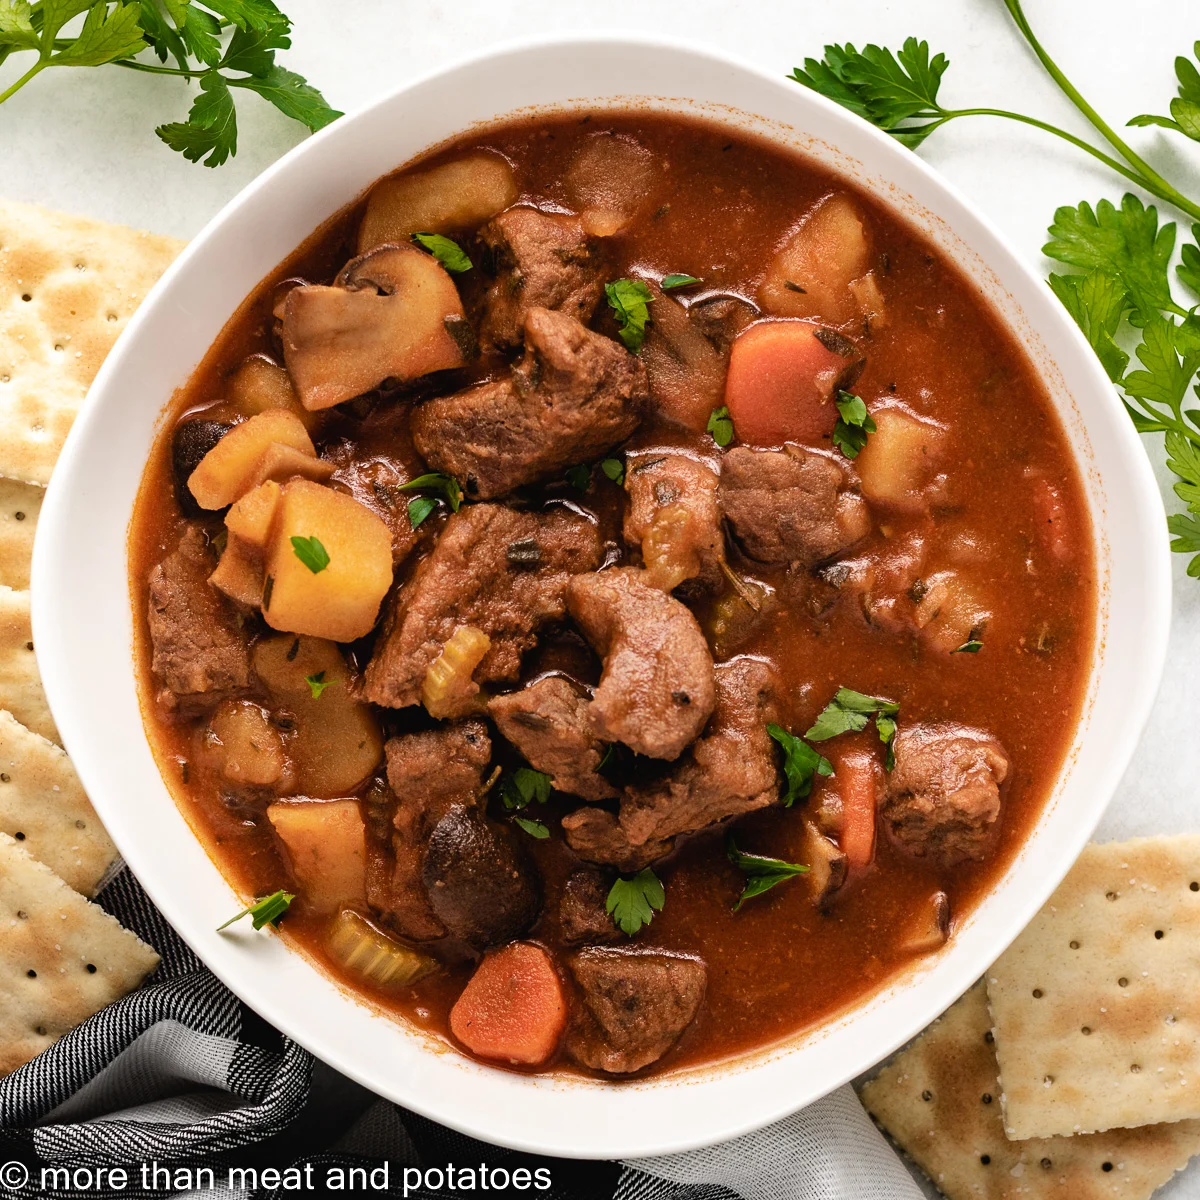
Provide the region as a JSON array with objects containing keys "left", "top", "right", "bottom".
[
  {"left": 861, "top": 836, "right": 1200, "bottom": 1200},
  {"left": 0, "top": 198, "right": 183, "bottom": 1076}
]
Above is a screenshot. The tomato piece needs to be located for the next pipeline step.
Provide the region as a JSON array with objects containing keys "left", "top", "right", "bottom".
[
  {"left": 723, "top": 320, "right": 862, "bottom": 446},
  {"left": 449, "top": 942, "right": 566, "bottom": 1065}
]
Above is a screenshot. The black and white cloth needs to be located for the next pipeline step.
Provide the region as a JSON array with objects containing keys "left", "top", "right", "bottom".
[{"left": 0, "top": 868, "right": 923, "bottom": 1200}]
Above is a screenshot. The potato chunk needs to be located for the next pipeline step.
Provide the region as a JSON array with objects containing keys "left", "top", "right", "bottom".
[
  {"left": 357, "top": 152, "right": 518, "bottom": 253},
  {"left": 225, "top": 480, "right": 281, "bottom": 550},
  {"left": 188, "top": 410, "right": 316, "bottom": 510},
  {"left": 855, "top": 408, "right": 948, "bottom": 509},
  {"left": 227, "top": 355, "right": 318, "bottom": 430},
  {"left": 208, "top": 535, "right": 264, "bottom": 607},
  {"left": 564, "top": 132, "right": 660, "bottom": 237},
  {"left": 205, "top": 700, "right": 288, "bottom": 787},
  {"left": 246, "top": 443, "right": 336, "bottom": 491},
  {"left": 913, "top": 569, "right": 991, "bottom": 653},
  {"left": 253, "top": 633, "right": 383, "bottom": 796},
  {"left": 268, "top": 798, "right": 366, "bottom": 914},
  {"left": 759, "top": 195, "right": 871, "bottom": 325},
  {"left": 263, "top": 480, "right": 393, "bottom": 643}
]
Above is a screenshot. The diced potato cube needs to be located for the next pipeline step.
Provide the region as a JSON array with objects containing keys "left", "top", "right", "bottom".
[
  {"left": 759, "top": 194, "right": 871, "bottom": 325},
  {"left": 188, "top": 410, "right": 316, "bottom": 510},
  {"left": 227, "top": 355, "right": 318, "bottom": 430},
  {"left": 848, "top": 271, "right": 887, "bottom": 328},
  {"left": 253, "top": 634, "right": 383, "bottom": 796},
  {"left": 246, "top": 443, "right": 336, "bottom": 492},
  {"left": 263, "top": 480, "right": 393, "bottom": 642},
  {"left": 913, "top": 569, "right": 991, "bottom": 653},
  {"left": 855, "top": 408, "right": 947, "bottom": 509},
  {"left": 208, "top": 535, "right": 264, "bottom": 607},
  {"left": 358, "top": 152, "right": 519, "bottom": 253},
  {"left": 565, "top": 132, "right": 660, "bottom": 237},
  {"left": 268, "top": 799, "right": 366, "bottom": 914},
  {"left": 206, "top": 700, "right": 288, "bottom": 786},
  {"left": 225, "top": 480, "right": 281, "bottom": 550}
]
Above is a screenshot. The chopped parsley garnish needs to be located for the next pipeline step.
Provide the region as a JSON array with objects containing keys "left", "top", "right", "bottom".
[
  {"left": 514, "top": 816, "right": 550, "bottom": 839},
  {"left": 832, "top": 390, "right": 877, "bottom": 459},
  {"left": 806, "top": 687, "right": 900, "bottom": 770},
  {"left": 952, "top": 637, "right": 984, "bottom": 654},
  {"left": 605, "top": 278, "right": 653, "bottom": 352},
  {"left": 707, "top": 405, "right": 735, "bottom": 447},
  {"left": 305, "top": 671, "right": 332, "bottom": 699},
  {"left": 727, "top": 836, "right": 809, "bottom": 911},
  {"left": 766, "top": 723, "right": 833, "bottom": 806},
  {"left": 217, "top": 889, "right": 294, "bottom": 932},
  {"left": 407, "top": 495, "right": 438, "bottom": 530},
  {"left": 499, "top": 767, "right": 553, "bottom": 811},
  {"left": 606, "top": 868, "right": 665, "bottom": 936},
  {"left": 601, "top": 457, "right": 625, "bottom": 486},
  {"left": 565, "top": 463, "right": 592, "bottom": 491},
  {"left": 661, "top": 273, "right": 702, "bottom": 290},
  {"left": 290, "top": 535, "right": 329, "bottom": 574},
  {"left": 411, "top": 232, "right": 473, "bottom": 273},
  {"left": 399, "top": 472, "right": 464, "bottom": 523}
]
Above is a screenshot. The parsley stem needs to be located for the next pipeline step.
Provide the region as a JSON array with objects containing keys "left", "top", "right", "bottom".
[
  {"left": 0, "top": 60, "right": 45, "bottom": 106},
  {"left": 113, "top": 60, "right": 207, "bottom": 78}
]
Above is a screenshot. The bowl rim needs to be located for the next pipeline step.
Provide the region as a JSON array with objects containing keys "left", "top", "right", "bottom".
[{"left": 31, "top": 31, "right": 1172, "bottom": 1159}]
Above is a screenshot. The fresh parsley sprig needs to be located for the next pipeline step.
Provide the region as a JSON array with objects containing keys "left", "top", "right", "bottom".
[
  {"left": 707, "top": 405, "right": 734, "bottom": 447},
  {"left": 832, "top": 390, "right": 876, "bottom": 459},
  {"left": 499, "top": 766, "right": 552, "bottom": 811},
  {"left": 605, "top": 278, "right": 653, "bottom": 352},
  {"left": 290, "top": 534, "right": 329, "bottom": 574},
  {"left": 806, "top": 687, "right": 900, "bottom": 770},
  {"left": 727, "top": 836, "right": 809, "bottom": 911},
  {"left": 400, "top": 472, "right": 463, "bottom": 530},
  {"left": 218, "top": 888, "right": 293, "bottom": 931},
  {"left": 412, "top": 232, "right": 472, "bottom": 273},
  {"left": 606, "top": 867, "right": 664, "bottom": 936},
  {"left": 0, "top": 1, "right": 340, "bottom": 167},
  {"left": 766, "top": 723, "right": 832, "bottom": 806}
]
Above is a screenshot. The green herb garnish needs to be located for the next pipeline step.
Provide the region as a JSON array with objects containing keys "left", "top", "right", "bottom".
[
  {"left": 399, "top": 472, "right": 463, "bottom": 516},
  {"left": 952, "top": 638, "right": 984, "bottom": 654},
  {"left": 0, "top": 2, "right": 340, "bottom": 167},
  {"left": 707, "top": 405, "right": 734, "bottom": 447},
  {"left": 407, "top": 495, "right": 438, "bottom": 530},
  {"left": 411, "top": 232, "right": 473, "bottom": 273},
  {"left": 290, "top": 535, "right": 329, "bottom": 574},
  {"left": 606, "top": 868, "right": 665, "bottom": 936},
  {"left": 600, "top": 457, "right": 625, "bottom": 486},
  {"left": 218, "top": 889, "right": 294, "bottom": 932},
  {"left": 499, "top": 767, "right": 553, "bottom": 811},
  {"left": 832, "top": 390, "right": 877, "bottom": 459},
  {"left": 605, "top": 278, "right": 653, "bottom": 352},
  {"left": 661, "top": 273, "right": 702, "bottom": 290},
  {"left": 514, "top": 816, "right": 550, "bottom": 839},
  {"left": 565, "top": 463, "right": 592, "bottom": 491},
  {"left": 806, "top": 687, "right": 900, "bottom": 770},
  {"left": 727, "top": 836, "right": 809, "bottom": 911},
  {"left": 305, "top": 671, "right": 331, "bottom": 698},
  {"left": 766, "top": 723, "right": 833, "bottom": 807}
]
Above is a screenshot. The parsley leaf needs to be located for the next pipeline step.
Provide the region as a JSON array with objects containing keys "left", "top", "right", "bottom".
[
  {"left": 766, "top": 723, "right": 833, "bottom": 806},
  {"left": 51, "top": 1, "right": 145, "bottom": 67},
  {"left": 605, "top": 278, "right": 653, "bottom": 352},
  {"left": 500, "top": 767, "right": 553, "bottom": 811},
  {"left": 951, "top": 638, "right": 984, "bottom": 654},
  {"left": 290, "top": 534, "right": 329, "bottom": 574},
  {"left": 305, "top": 670, "right": 331, "bottom": 698},
  {"left": 514, "top": 816, "right": 550, "bottom": 839},
  {"left": 564, "top": 463, "right": 591, "bottom": 491},
  {"left": 407, "top": 495, "right": 438, "bottom": 530},
  {"left": 727, "top": 836, "right": 809, "bottom": 911},
  {"left": 601, "top": 457, "right": 625, "bottom": 486},
  {"left": 1046, "top": 270, "right": 1130, "bottom": 381},
  {"left": 832, "top": 390, "right": 877, "bottom": 459},
  {"left": 230, "top": 63, "right": 340, "bottom": 133},
  {"left": 707, "top": 405, "right": 735, "bottom": 447},
  {"left": 1129, "top": 42, "right": 1200, "bottom": 143},
  {"left": 606, "top": 868, "right": 665, "bottom": 936},
  {"left": 399, "top": 472, "right": 463, "bottom": 514},
  {"left": 157, "top": 71, "right": 238, "bottom": 167},
  {"left": 661, "top": 273, "right": 701, "bottom": 290},
  {"left": 217, "top": 889, "right": 294, "bottom": 931},
  {"left": 806, "top": 687, "right": 900, "bottom": 770},
  {"left": 411, "top": 232, "right": 473, "bottom": 273}
]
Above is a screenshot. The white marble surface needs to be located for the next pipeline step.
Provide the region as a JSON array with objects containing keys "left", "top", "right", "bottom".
[{"left": 5, "top": 0, "right": 1200, "bottom": 1191}]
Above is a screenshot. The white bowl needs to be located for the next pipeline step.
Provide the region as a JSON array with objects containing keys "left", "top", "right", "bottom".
[{"left": 33, "top": 35, "right": 1171, "bottom": 1159}]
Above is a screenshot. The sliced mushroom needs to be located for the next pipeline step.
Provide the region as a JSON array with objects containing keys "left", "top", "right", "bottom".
[
  {"left": 897, "top": 890, "right": 952, "bottom": 955},
  {"left": 281, "top": 244, "right": 469, "bottom": 411},
  {"left": 802, "top": 819, "right": 848, "bottom": 908}
]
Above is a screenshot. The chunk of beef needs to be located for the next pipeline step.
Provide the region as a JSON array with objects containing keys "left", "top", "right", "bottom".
[
  {"left": 624, "top": 454, "right": 725, "bottom": 592},
  {"left": 562, "top": 658, "right": 780, "bottom": 868},
  {"left": 568, "top": 567, "right": 715, "bottom": 761},
  {"left": 719, "top": 444, "right": 870, "bottom": 565},
  {"left": 881, "top": 724, "right": 1009, "bottom": 868},
  {"left": 329, "top": 456, "right": 423, "bottom": 565},
  {"left": 488, "top": 676, "right": 616, "bottom": 801},
  {"left": 423, "top": 805, "right": 542, "bottom": 949},
  {"left": 363, "top": 504, "right": 602, "bottom": 709},
  {"left": 383, "top": 718, "right": 492, "bottom": 941},
  {"left": 147, "top": 525, "right": 251, "bottom": 713},
  {"left": 559, "top": 867, "right": 621, "bottom": 946},
  {"left": 479, "top": 207, "right": 606, "bottom": 351},
  {"left": 411, "top": 307, "right": 647, "bottom": 499},
  {"left": 567, "top": 948, "right": 706, "bottom": 1074}
]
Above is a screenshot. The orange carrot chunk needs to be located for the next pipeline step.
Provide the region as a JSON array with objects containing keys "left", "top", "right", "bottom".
[
  {"left": 449, "top": 942, "right": 566, "bottom": 1065},
  {"left": 836, "top": 747, "right": 879, "bottom": 871},
  {"left": 723, "top": 320, "right": 862, "bottom": 446}
]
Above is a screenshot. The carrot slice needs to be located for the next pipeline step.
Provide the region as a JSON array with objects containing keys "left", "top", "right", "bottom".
[
  {"left": 723, "top": 320, "right": 861, "bottom": 446},
  {"left": 449, "top": 942, "right": 566, "bottom": 1065},
  {"left": 835, "top": 748, "right": 879, "bottom": 871}
]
